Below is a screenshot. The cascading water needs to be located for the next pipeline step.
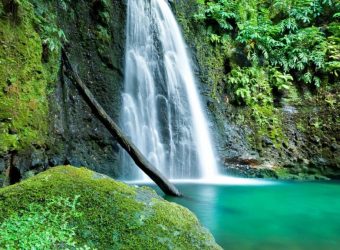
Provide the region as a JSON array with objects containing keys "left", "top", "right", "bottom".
[{"left": 120, "top": 0, "right": 219, "bottom": 180}]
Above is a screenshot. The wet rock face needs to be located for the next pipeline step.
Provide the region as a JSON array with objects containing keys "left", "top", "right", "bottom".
[
  {"left": 47, "top": 0, "right": 126, "bottom": 177},
  {"left": 217, "top": 101, "right": 340, "bottom": 180},
  {"left": 211, "top": 88, "right": 339, "bottom": 180},
  {"left": 172, "top": 0, "right": 340, "bottom": 180}
]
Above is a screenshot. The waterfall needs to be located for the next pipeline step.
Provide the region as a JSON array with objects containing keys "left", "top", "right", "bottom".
[{"left": 120, "top": 0, "right": 219, "bottom": 180}]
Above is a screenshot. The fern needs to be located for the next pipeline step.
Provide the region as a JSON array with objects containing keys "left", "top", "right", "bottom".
[{"left": 197, "top": 0, "right": 339, "bottom": 103}]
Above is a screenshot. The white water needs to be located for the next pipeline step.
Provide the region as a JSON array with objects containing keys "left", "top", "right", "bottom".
[
  {"left": 120, "top": 0, "right": 219, "bottom": 180},
  {"left": 126, "top": 176, "right": 275, "bottom": 186}
]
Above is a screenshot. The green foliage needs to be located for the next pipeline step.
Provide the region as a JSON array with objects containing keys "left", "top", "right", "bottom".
[
  {"left": 30, "top": 0, "right": 68, "bottom": 52},
  {"left": 39, "top": 22, "right": 67, "bottom": 52},
  {"left": 251, "top": 105, "right": 286, "bottom": 148},
  {"left": 269, "top": 67, "right": 294, "bottom": 90},
  {"left": 195, "top": 0, "right": 237, "bottom": 31},
  {"left": 0, "top": 0, "right": 66, "bottom": 154},
  {"left": 326, "top": 22, "right": 340, "bottom": 77},
  {"left": 227, "top": 67, "right": 272, "bottom": 105},
  {"left": 193, "top": 0, "right": 339, "bottom": 145},
  {"left": 227, "top": 66, "right": 292, "bottom": 106},
  {"left": 0, "top": 196, "right": 89, "bottom": 249},
  {"left": 226, "top": 66, "right": 289, "bottom": 148},
  {"left": 196, "top": 0, "right": 339, "bottom": 88}
]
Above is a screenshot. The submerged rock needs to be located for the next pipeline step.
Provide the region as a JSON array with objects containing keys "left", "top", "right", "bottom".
[{"left": 0, "top": 166, "right": 221, "bottom": 249}]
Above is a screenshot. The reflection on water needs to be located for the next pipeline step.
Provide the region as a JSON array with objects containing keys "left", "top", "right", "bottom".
[{"left": 149, "top": 181, "right": 340, "bottom": 250}]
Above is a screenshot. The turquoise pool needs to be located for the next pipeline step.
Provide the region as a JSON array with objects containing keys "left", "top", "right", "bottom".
[{"left": 154, "top": 180, "right": 340, "bottom": 249}]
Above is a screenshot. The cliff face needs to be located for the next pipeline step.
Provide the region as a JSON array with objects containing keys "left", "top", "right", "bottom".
[
  {"left": 47, "top": 0, "right": 126, "bottom": 177},
  {"left": 1, "top": 0, "right": 339, "bottom": 184},
  {"left": 0, "top": 0, "right": 126, "bottom": 184},
  {"left": 0, "top": 0, "right": 59, "bottom": 183},
  {"left": 171, "top": 0, "right": 340, "bottom": 180}
]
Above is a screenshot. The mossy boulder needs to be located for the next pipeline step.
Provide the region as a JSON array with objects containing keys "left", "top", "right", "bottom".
[{"left": 0, "top": 166, "right": 221, "bottom": 249}]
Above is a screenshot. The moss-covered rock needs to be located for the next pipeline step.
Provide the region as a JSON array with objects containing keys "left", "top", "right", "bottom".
[
  {"left": 0, "top": 0, "right": 58, "bottom": 154},
  {"left": 0, "top": 166, "right": 221, "bottom": 249}
]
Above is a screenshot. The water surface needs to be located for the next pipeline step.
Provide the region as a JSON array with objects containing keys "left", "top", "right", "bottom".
[{"left": 153, "top": 181, "right": 340, "bottom": 249}]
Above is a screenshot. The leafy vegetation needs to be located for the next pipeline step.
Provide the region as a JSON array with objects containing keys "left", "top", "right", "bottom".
[
  {"left": 227, "top": 66, "right": 293, "bottom": 106},
  {"left": 195, "top": 0, "right": 339, "bottom": 99},
  {"left": 190, "top": 0, "right": 339, "bottom": 147},
  {"left": 30, "top": 0, "right": 68, "bottom": 53},
  {"left": 0, "top": 196, "right": 88, "bottom": 249}
]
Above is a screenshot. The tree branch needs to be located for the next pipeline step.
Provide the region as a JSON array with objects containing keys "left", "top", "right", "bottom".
[{"left": 61, "top": 49, "right": 181, "bottom": 197}]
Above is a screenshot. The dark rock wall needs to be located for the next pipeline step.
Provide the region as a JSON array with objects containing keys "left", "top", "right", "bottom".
[{"left": 48, "top": 0, "right": 126, "bottom": 177}]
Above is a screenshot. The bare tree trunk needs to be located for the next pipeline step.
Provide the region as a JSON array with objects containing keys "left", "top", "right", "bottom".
[{"left": 61, "top": 49, "right": 181, "bottom": 197}]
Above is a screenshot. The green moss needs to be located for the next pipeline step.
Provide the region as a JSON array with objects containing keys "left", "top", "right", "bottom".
[
  {"left": 0, "top": 0, "right": 59, "bottom": 154},
  {"left": 95, "top": 25, "right": 111, "bottom": 44},
  {"left": 239, "top": 104, "right": 286, "bottom": 150},
  {"left": 274, "top": 167, "right": 299, "bottom": 180},
  {"left": 296, "top": 121, "right": 307, "bottom": 133},
  {"left": 0, "top": 166, "right": 221, "bottom": 249},
  {"left": 0, "top": 196, "right": 84, "bottom": 249},
  {"left": 173, "top": 0, "right": 231, "bottom": 98},
  {"left": 197, "top": 42, "right": 230, "bottom": 98},
  {"left": 274, "top": 166, "right": 330, "bottom": 181}
]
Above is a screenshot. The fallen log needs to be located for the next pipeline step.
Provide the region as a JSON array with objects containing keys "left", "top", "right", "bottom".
[{"left": 61, "top": 49, "right": 181, "bottom": 197}]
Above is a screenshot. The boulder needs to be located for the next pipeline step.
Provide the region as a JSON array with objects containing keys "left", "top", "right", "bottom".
[{"left": 0, "top": 166, "right": 221, "bottom": 249}]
